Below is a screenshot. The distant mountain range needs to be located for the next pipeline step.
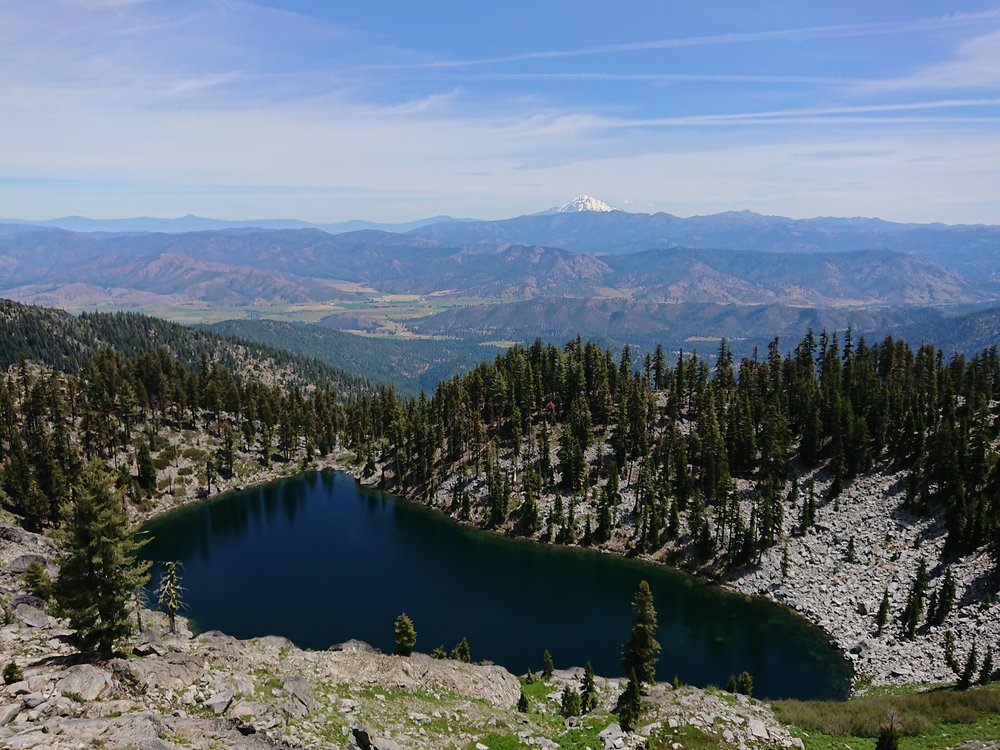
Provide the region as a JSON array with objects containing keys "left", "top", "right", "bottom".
[
  {"left": 0, "top": 213, "right": 470, "bottom": 235},
  {"left": 0, "top": 224, "right": 993, "bottom": 308},
  {"left": 3, "top": 198, "right": 1000, "bottom": 377}
]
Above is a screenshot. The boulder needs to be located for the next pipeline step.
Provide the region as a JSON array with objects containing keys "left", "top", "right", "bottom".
[
  {"left": 598, "top": 722, "right": 624, "bottom": 750},
  {"left": 351, "top": 723, "right": 401, "bottom": 750},
  {"left": 14, "top": 603, "right": 50, "bottom": 628},
  {"left": 748, "top": 717, "right": 770, "bottom": 740},
  {"left": 329, "top": 639, "right": 378, "bottom": 654},
  {"left": 57, "top": 664, "right": 113, "bottom": 702},
  {"left": 0, "top": 702, "right": 20, "bottom": 726},
  {"left": 134, "top": 630, "right": 168, "bottom": 657},
  {"left": 203, "top": 690, "right": 234, "bottom": 715}
]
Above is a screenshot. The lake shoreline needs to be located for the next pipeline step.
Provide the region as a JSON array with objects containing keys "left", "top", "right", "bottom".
[{"left": 125, "top": 442, "right": 997, "bottom": 698}]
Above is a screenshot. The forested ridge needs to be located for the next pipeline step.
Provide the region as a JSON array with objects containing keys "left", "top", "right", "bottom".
[
  {"left": 0, "top": 298, "right": 367, "bottom": 392},
  {"left": 4, "top": 298, "right": 999, "bottom": 582},
  {"left": 0, "top": 299, "right": 370, "bottom": 531},
  {"left": 345, "top": 332, "right": 1000, "bottom": 581}
]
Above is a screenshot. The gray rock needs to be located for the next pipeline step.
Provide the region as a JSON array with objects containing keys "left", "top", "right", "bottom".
[
  {"left": 599, "top": 721, "right": 624, "bottom": 749},
  {"left": 134, "top": 630, "right": 168, "bottom": 657},
  {"left": 282, "top": 675, "right": 316, "bottom": 712},
  {"left": 14, "top": 603, "right": 50, "bottom": 628},
  {"left": 0, "top": 702, "right": 20, "bottom": 726},
  {"left": 330, "top": 639, "right": 378, "bottom": 653},
  {"left": 23, "top": 692, "right": 45, "bottom": 709},
  {"left": 203, "top": 690, "right": 234, "bottom": 715},
  {"left": 748, "top": 717, "right": 770, "bottom": 740},
  {"left": 57, "top": 664, "right": 113, "bottom": 702},
  {"left": 10, "top": 594, "right": 47, "bottom": 610}
]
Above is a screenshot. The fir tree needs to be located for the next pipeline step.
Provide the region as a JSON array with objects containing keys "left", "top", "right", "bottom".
[
  {"left": 581, "top": 661, "right": 598, "bottom": 712},
  {"left": 23, "top": 561, "right": 52, "bottom": 602},
  {"left": 736, "top": 671, "right": 753, "bottom": 696},
  {"left": 542, "top": 649, "right": 555, "bottom": 678},
  {"left": 136, "top": 439, "right": 156, "bottom": 492},
  {"left": 560, "top": 686, "right": 582, "bottom": 718},
  {"left": 517, "top": 690, "right": 529, "bottom": 713},
  {"left": 900, "top": 557, "right": 929, "bottom": 639},
  {"left": 393, "top": 612, "right": 417, "bottom": 656},
  {"left": 54, "top": 462, "right": 150, "bottom": 659},
  {"left": 876, "top": 588, "right": 891, "bottom": 636},
  {"left": 979, "top": 646, "right": 994, "bottom": 685},
  {"left": 617, "top": 669, "right": 642, "bottom": 732},
  {"left": 621, "top": 580, "right": 661, "bottom": 685},
  {"left": 450, "top": 637, "right": 471, "bottom": 663}
]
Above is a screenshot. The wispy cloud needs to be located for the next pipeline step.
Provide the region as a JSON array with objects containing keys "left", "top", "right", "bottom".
[
  {"left": 867, "top": 29, "right": 1000, "bottom": 91},
  {"left": 367, "top": 11, "right": 1000, "bottom": 70}
]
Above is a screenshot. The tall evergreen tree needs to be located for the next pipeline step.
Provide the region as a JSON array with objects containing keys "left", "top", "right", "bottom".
[
  {"left": 54, "top": 462, "right": 150, "bottom": 659},
  {"left": 621, "top": 580, "right": 661, "bottom": 685}
]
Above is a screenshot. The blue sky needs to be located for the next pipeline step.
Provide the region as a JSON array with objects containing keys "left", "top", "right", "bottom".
[{"left": 3, "top": 0, "right": 1000, "bottom": 223}]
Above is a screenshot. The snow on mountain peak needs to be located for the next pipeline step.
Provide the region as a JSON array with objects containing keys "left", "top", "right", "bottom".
[{"left": 555, "top": 195, "right": 617, "bottom": 213}]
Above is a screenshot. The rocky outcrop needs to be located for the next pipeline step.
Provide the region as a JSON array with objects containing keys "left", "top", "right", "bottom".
[{"left": 729, "top": 468, "right": 1000, "bottom": 688}]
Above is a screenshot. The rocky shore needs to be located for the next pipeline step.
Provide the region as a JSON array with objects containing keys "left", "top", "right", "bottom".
[
  {"left": 351, "top": 456, "right": 999, "bottom": 694},
  {"left": 727, "top": 467, "right": 1000, "bottom": 689},
  {"left": 1, "top": 520, "right": 801, "bottom": 749}
]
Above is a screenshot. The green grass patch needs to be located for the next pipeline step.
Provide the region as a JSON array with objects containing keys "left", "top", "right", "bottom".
[{"left": 772, "top": 683, "right": 1000, "bottom": 740}]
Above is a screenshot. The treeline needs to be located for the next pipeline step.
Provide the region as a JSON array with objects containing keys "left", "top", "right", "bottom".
[
  {"left": 0, "top": 347, "right": 350, "bottom": 529},
  {"left": 0, "top": 299, "right": 367, "bottom": 392},
  {"left": 346, "top": 332, "right": 1000, "bottom": 575}
]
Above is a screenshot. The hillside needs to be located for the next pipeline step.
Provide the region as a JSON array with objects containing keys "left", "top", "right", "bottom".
[
  {"left": 208, "top": 318, "right": 495, "bottom": 394},
  {"left": 0, "top": 298, "right": 368, "bottom": 393},
  {"left": 3, "top": 226, "right": 994, "bottom": 312}
]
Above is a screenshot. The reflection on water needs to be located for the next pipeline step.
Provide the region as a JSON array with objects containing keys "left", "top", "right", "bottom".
[{"left": 140, "top": 470, "right": 852, "bottom": 700}]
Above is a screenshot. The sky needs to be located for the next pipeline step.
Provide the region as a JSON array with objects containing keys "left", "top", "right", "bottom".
[{"left": 3, "top": 0, "right": 1000, "bottom": 223}]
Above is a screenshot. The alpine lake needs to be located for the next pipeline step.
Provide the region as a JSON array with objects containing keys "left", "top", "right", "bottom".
[{"left": 139, "top": 470, "right": 853, "bottom": 700}]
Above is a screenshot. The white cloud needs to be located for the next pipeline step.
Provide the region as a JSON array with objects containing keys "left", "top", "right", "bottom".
[{"left": 872, "top": 29, "right": 1000, "bottom": 91}]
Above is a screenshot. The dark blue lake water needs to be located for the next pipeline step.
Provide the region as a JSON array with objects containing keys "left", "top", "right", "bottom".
[{"left": 140, "top": 470, "right": 851, "bottom": 699}]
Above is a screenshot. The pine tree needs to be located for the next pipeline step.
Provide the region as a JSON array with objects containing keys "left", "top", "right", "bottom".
[
  {"left": 136, "top": 439, "right": 156, "bottom": 492},
  {"left": 581, "top": 661, "right": 598, "bottom": 712},
  {"left": 876, "top": 587, "right": 890, "bottom": 636},
  {"left": 542, "top": 649, "right": 555, "bottom": 678},
  {"left": 736, "top": 671, "right": 753, "bottom": 696},
  {"left": 617, "top": 669, "right": 642, "bottom": 732},
  {"left": 621, "top": 580, "right": 661, "bottom": 685},
  {"left": 900, "top": 557, "right": 929, "bottom": 639},
  {"left": 54, "top": 462, "right": 151, "bottom": 659},
  {"left": 154, "top": 561, "right": 183, "bottom": 634},
  {"left": 979, "top": 646, "right": 994, "bottom": 685},
  {"left": 23, "top": 561, "right": 52, "bottom": 602},
  {"left": 393, "top": 613, "right": 417, "bottom": 656},
  {"left": 560, "top": 686, "right": 582, "bottom": 718},
  {"left": 517, "top": 690, "right": 529, "bottom": 712},
  {"left": 450, "top": 637, "right": 471, "bottom": 663}
]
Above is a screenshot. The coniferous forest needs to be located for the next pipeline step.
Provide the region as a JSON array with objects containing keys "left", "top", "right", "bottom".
[
  {"left": 346, "top": 332, "right": 1000, "bottom": 578},
  {"left": 3, "top": 304, "right": 1000, "bottom": 581}
]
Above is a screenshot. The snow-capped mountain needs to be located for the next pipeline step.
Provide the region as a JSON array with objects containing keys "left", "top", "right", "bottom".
[{"left": 541, "top": 195, "right": 618, "bottom": 214}]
